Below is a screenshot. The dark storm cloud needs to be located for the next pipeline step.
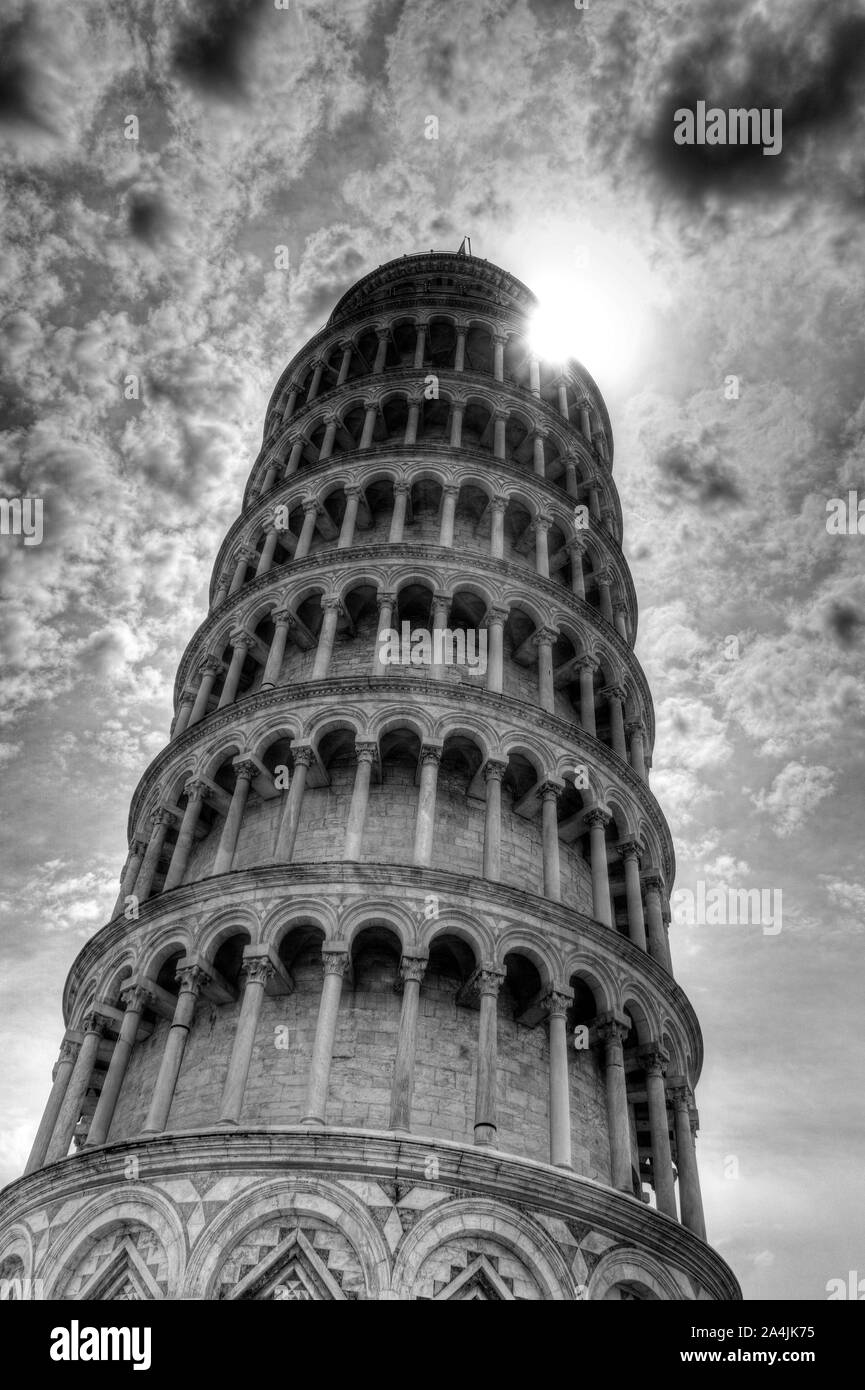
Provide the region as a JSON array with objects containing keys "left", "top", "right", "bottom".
[
  {"left": 654, "top": 437, "right": 743, "bottom": 508},
  {"left": 172, "top": 0, "right": 261, "bottom": 101},
  {"left": 127, "top": 189, "right": 171, "bottom": 246},
  {"left": 643, "top": 2, "right": 865, "bottom": 200},
  {"left": 0, "top": 13, "right": 56, "bottom": 135},
  {"left": 826, "top": 601, "right": 865, "bottom": 648}
]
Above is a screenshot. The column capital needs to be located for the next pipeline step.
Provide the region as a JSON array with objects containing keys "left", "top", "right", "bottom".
[
  {"left": 237, "top": 545, "right": 258, "bottom": 566},
  {"left": 354, "top": 741, "right": 378, "bottom": 765},
  {"left": 594, "top": 1010, "right": 631, "bottom": 1046},
  {"left": 601, "top": 683, "right": 627, "bottom": 703},
  {"left": 643, "top": 871, "right": 665, "bottom": 895},
  {"left": 120, "top": 981, "right": 155, "bottom": 1013},
  {"left": 476, "top": 965, "right": 506, "bottom": 997},
  {"left": 183, "top": 778, "right": 209, "bottom": 803},
  {"left": 533, "top": 424, "right": 550, "bottom": 441},
  {"left": 242, "top": 956, "right": 274, "bottom": 988},
  {"left": 81, "top": 1011, "right": 106, "bottom": 1038},
  {"left": 617, "top": 838, "right": 642, "bottom": 864},
  {"left": 489, "top": 495, "right": 507, "bottom": 514},
  {"left": 271, "top": 607, "right": 295, "bottom": 628},
  {"left": 484, "top": 604, "right": 509, "bottom": 627},
  {"left": 614, "top": 598, "right": 628, "bottom": 614},
  {"left": 321, "top": 595, "right": 343, "bottom": 613},
  {"left": 584, "top": 807, "right": 610, "bottom": 830},
  {"left": 441, "top": 482, "right": 460, "bottom": 498},
  {"left": 483, "top": 758, "right": 508, "bottom": 784},
  {"left": 229, "top": 629, "right": 252, "bottom": 652},
  {"left": 321, "top": 948, "right": 351, "bottom": 978},
  {"left": 392, "top": 480, "right": 411, "bottom": 496},
  {"left": 344, "top": 483, "right": 363, "bottom": 499},
  {"left": 639, "top": 1043, "right": 670, "bottom": 1077},
  {"left": 625, "top": 718, "right": 645, "bottom": 737},
  {"left": 533, "top": 512, "right": 553, "bottom": 533},
  {"left": 198, "top": 654, "right": 222, "bottom": 677},
  {"left": 492, "top": 329, "right": 509, "bottom": 345},
  {"left": 531, "top": 625, "right": 558, "bottom": 648},
  {"left": 232, "top": 758, "right": 259, "bottom": 783},
  {"left": 150, "top": 806, "right": 177, "bottom": 830},
  {"left": 492, "top": 406, "right": 509, "bottom": 422},
  {"left": 128, "top": 837, "right": 147, "bottom": 858},
  {"left": 537, "top": 780, "right": 563, "bottom": 804},
  {"left": 543, "top": 990, "right": 572, "bottom": 1019},
  {"left": 57, "top": 1038, "right": 80, "bottom": 1068},
  {"left": 176, "top": 964, "right": 208, "bottom": 996},
  {"left": 178, "top": 690, "right": 195, "bottom": 708},
  {"left": 568, "top": 536, "right": 588, "bottom": 556},
  {"left": 666, "top": 1076, "right": 694, "bottom": 1110},
  {"left": 420, "top": 744, "right": 443, "bottom": 767},
  {"left": 291, "top": 745, "right": 315, "bottom": 769},
  {"left": 375, "top": 326, "right": 390, "bottom": 342},
  {"left": 575, "top": 653, "right": 599, "bottom": 672},
  {"left": 595, "top": 567, "right": 612, "bottom": 585},
  {"left": 376, "top": 590, "right": 396, "bottom": 610},
  {"left": 302, "top": 497, "right": 320, "bottom": 515},
  {"left": 399, "top": 955, "right": 428, "bottom": 987}
]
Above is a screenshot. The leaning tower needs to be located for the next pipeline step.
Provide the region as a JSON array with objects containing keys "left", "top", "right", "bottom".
[{"left": 0, "top": 251, "right": 740, "bottom": 1302}]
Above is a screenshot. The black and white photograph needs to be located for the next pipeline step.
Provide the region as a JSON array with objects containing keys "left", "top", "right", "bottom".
[{"left": 0, "top": 0, "right": 863, "bottom": 1349}]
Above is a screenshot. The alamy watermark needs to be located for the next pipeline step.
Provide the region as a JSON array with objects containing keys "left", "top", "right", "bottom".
[
  {"left": 671, "top": 882, "right": 782, "bottom": 936},
  {"left": 674, "top": 102, "right": 782, "bottom": 157},
  {"left": 0, "top": 497, "right": 43, "bottom": 546},
  {"left": 377, "top": 623, "right": 487, "bottom": 676}
]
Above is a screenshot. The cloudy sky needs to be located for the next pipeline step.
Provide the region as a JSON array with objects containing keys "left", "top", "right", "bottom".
[{"left": 1, "top": 0, "right": 864, "bottom": 1302}]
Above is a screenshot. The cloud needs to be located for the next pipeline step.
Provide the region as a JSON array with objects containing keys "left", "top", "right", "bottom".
[{"left": 750, "top": 762, "right": 836, "bottom": 837}]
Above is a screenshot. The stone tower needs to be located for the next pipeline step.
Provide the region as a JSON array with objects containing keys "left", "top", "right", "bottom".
[{"left": 0, "top": 251, "right": 740, "bottom": 1302}]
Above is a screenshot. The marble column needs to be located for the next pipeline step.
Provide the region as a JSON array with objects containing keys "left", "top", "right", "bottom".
[
  {"left": 338, "top": 486, "right": 362, "bottom": 548},
  {"left": 619, "top": 840, "right": 648, "bottom": 951},
  {"left": 644, "top": 874, "right": 673, "bottom": 973},
  {"left": 45, "top": 1013, "right": 105, "bottom": 1163},
  {"left": 344, "top": 742, "right": 377, "bottom": 859},
  {"left": 112, "top": 838, "right": 145, "bottom": 918},
  {"left": 404, "top": 401, "right": 420, "bottom": 445},
  {"left": 539, "top": 782, "right": 562, "bottom": 902},
  {"left": 260, "top": 458, "right": 279, "bottom": 493},
  {"left": 533, "top": 429, "right": 547, "bottom": 478},
  {"left": 545, "top": 991, "right": 572, "bottom": 1168},
  {"left": 261, "top": 609, "right": 293, "bottom": 688},
  {"left": 282, "top": 383, "right": 298, "bottom": 422},
  {"left": 163, "top": 780, "right": 208, "bottom": 891},
  {"left": 413, "top": 745, "right": 441, "bottom": 866},
  {"left": 389, "top": 956, "right": 427, "bottom": 1131},
  {"left": 336, "top": 342, "right": 353, "bottom": 386},
  {"left": 474, "top": 968, "right": 505, "bottom": 1145},
  {"left": 454, "top": 327, "right": 466, "bottom": 372},
  {"left": 217, "top": 632, "right": 250, "bottom": 708},
  {"left": 284, "top": 438, "right": 305, "bottom": 477},
  {"left": 303, "top": 949, "right": 350, "bottom": 1124},
  {"left": 372, "top": 592, "right": 396, "bottom": 675},
  {"left": 627, "top": 719, "right": 648, "bottom": 780},
  {"left": 86, "top": 984, "right": 152, "bottom": 1147},
  {"left": 449, "top": 402, "right": 464, "bottom": 448},
  {"left": 389, "top": 483, "right": 409, "bottom": 542},
  {"left": 188, "top": 656, "right": 221, "bottom": 728},
  {"left": 493, "top": 332, "right": 506, "bottom": 381},
  {"left": 640, "top": 1045, "right": 677, "bottom": 1219},
  {"left": 482, "top": 759, "right": 507, "bottom": 880},
  {"left": 438, "top": 485, "right": 459, "bottom": 547},
  {"left": 24, "top": 1038, "right": 79, "bottom": 1174},
  {"left": 213, "top": 760, "right": 257, "bottom": 875},
  {"left": 293, "top": 501, "right": 319, "bottom": 560},
  {"left": 359, "top": 401, "right": 378, "bottom": 449},
  {"left": 273, "top": 746, "right": 314, "bottom": 861},
  {"left": 596, "top": 1012, "right": 633, "bottom": 1191},
  {"left": 493, "top": 409, "right": 507, "bottom": 460},
  {"left": 605, "top": 685, "right": 628, "bottom": 760},
  {"left": 596, "top": 569, "right": 614, "bottom": 623},
  {"left": 228, "top": 547, "right": 256, "bottom": 597},
  {"left": 256, "top": 526, "right": 280, "bottom": 577},
  {"left": 413, "top": 322, "right": 426, "bottom": 369},
  {"left": 556, "top": 376, "right": 569, "bottom": 418},
  {"left": 670, "top": 1083, "right": 707, "bottom": 1239},
  {"left": 489, "top": 497, "right": 506, "bottom": 559},
  {"left": 134, "top": 809, "right": 176, "bottom": 903},
  {"left": 142, "top": 966, "right": 206, "bottom": 1135},
  {"left": 373, "top": 329, "right": 389, "bottom": 373},
  {"left": 569, "top": 541, "right": 586, "bottom": 600},
  {"left": 485, "top": 606, "right": 507, "bottom": 693},
  {"left": 312, "top": 598, "right": 341, "bottom": 680},
  {"left": 564, "top": 459, "right": 578, "bottom": 497},
  {"left": 529, "top": 355, "right": 541, "bottom": 397},
  {"left": 429, "top": 594, "right": 449, "bottom": 681},
  {"left": 577, "top": 657, "right": 597, "bottom": 736},
  {"left": 218, "top": 957, "right": 274, "bottom": 1126},
  {"left": 614, "top": 601, "right": 629, "bottom": 642},
  {"left": 306, "top": 359, "right": 324, "bottom": 402},
  {"left": 171, "top": 691, "right": 195, "bottom": 741},
  {"left": 534, "top": 627, "right": 556, "bottom": 713},
  {"left": 586, "top": 809, "right": 612, "bottom": 927}
]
